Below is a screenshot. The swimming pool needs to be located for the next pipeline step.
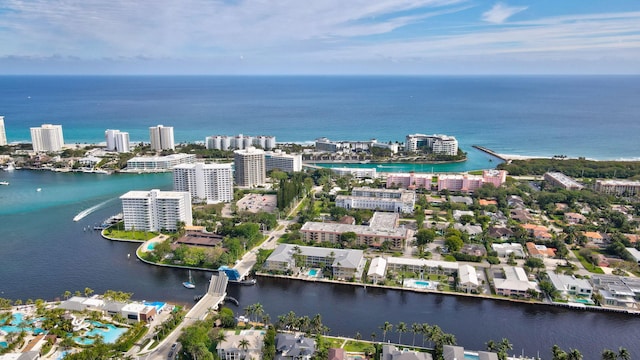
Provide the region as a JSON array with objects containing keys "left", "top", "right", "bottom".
[
  {"left": 464, "top": 354, "right": 480, "bottom": 360},
  {"left": 144, "top": 301, "right": 166, "bottom": 312},
  {"left": 0, "top": 341, "right": 7, "bottom": 348},
  {"left": 74, "top": 322, "right": 128, "bottom": 344},
  {"left": 415, "top": 280, "right": 430, "bottom": 287},
  {"left": 308, "top": 268, "right": 321, "bottom": 277},
  {"left": 147, "top": 242, "right": 155, "bottom": 250}
]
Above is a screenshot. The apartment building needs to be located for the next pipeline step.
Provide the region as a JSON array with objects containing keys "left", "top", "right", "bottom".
[
  {"left": 335, "top": 187, "right": 416, "bottom": 213},
  {"left": 173, "top": 162, "right": 233, "bottom": 204},
  {"left": 0, "top": 116, "right": 7, "bottom": 146},
  {"left": 405, "top": 134, "right": 458, "bottom": 155},
  {"left": 265, "top": 149, "right": 302, "bottom": 173},
  {"left": 595, "top": 179, "right": 640, "bottom": 197},
  {"left": 149, "top": 124, "right": 175, "bottom": 151},
  {"left": 234, "top": 147, "right": 266, "bottom": 187},
  {"left": 30, "top": 124, "right": 64, "bottom": 152},
  {"left": 126, "top": 153, "right": 195, "bottom": 171},
  {"left": 120, "top": 189, "right": 192, "bottom": 232},
  {"left": 206, "top": 134, "right": 276, "bottom": 151},
  {"left": 105, "top": 129, "right": 130, "bottom": 153}
]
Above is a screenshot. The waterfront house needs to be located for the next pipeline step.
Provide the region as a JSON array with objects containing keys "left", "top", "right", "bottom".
[
  {"left": 491, "top": 243, "right": 525, "bottom": 258},
  {"left": 367, "top": 257, "right": 387, "bottom": 284},
  {"left": 382, "top": 345, "right": 433, "bottom": 360},
  {"left": 443, "top": 346, "right": 499, "bottom": 360},
  {"left": 493, "top": 266, "right": 539, "bottom": 298},
  {"left": 217, "top": 330, "right": 265, "bottom": 360},
  {"left": 275, "top": 333, "right": 316, "bottom": 360},
  {"left": 328, "top": 348, "right": 346, "bottom": 360},
  {"left": 590, "top": 275, "right": 640, "bottom": 309},
  {"left": 547, "top": 272, "right": 593, "bottom": 299},
  {"left": 458, "top": 265, "right": 480, "bottom": 293}
]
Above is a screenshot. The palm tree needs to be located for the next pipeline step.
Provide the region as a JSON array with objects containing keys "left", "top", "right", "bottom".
[
  {"left": 355, "top": 332, "right": 362, "bottom": 340},
  {"left": 617, "top": 347, "right": 631, "bottom": 360},
  {"left": 497, "top": 338, "right": 513, "bottom": 360},
  {"left": 253, "top": 303, "right": 264, "bottom": 323},
  {"left": 396, "top": 322, "right": 407, "bottom": 344},
  {"left": 262, "top": 314, "right": 271, "bottom": 327},
  {"left": 380, "top": 321, "right": 393, "bottom": 342},
  {"left": 84, "top": 287, "right": 94, "bottom": 297},
  {"left": 421, "top": 323, "right": 431, "bottom": 347},
  {"left": 370, "top": 332, "right": 377, "bottom": 342},
  {"left": 238, "top": 338, "right": 250, "bottom": 360},
  {"left": 63, "top": 290, "right": 71, "bottom": 300},
  {"left": 602, "top": 350, "right": 617, "bottom": 360},
  {"left": 486, "top": 340, "right": 497, "bottom": 352},
  {"left": 411, "top": 322, "right": 421, "bottom": 346},
  {"left": 567, "top": 349, "right": 583, "bottom": 360},
  {"left": 551, "top": 345, "right": 567, "bottom": 360}
]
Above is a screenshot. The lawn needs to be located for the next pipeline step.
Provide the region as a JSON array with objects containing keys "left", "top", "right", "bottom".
[
  {"left": 572, "top": 250, "right": 605, "bottom": 274},
  {"left": 323, "top": 337, "right": 344, "bottom": 349},
  {"left": 105, "top": 229, "right": 158, "bottom": 241},
  {"left": 344, "top": 340, "right": 375, "bottom": 352}
]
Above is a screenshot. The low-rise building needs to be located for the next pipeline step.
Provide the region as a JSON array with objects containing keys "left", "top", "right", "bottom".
[
  {"left": 547, "top": 273, "right": 593, "bottom": 299},
  {"left": 217, "top": 330, "right": 265, "bottom": 360},
  {"left": 367, "top": 257, "right": 387, "bottom": 284},
  {"left": 584, "top": 231, "right": 605, "bottom": 245},
  {"left": 385, "top": 172, "right": 433, "bottom": 189},
  {"left": 526, "top": 242, "right": 556, "bottom": 258},
  {"left": 382, "top": 345, "right": 433, "bottom": 360},
  {"left": 385, "top": 257, "right": 458, "bottom": 275},
  {"left": 626, "top": 247, "right": 640, "bottom": 264},
  {"left": 591, "top": 275, "right": 640, "bottom": 309},
  {"left": 335, "top": 187, "right": 415, "bottom": 213},
  {"left": 491, "top": 243, "right": 525, "bottom": 258},
  {"left": 595, "top": 179, "right": 640, "bottom": 197},
  {"left": 265, "top": 244, "right": 366, "bottom": 280},
  {"left": 544, "top": 172, "right": 584, "bottom": 190},
  {"left": 331, "top": 167, "right": 377, "bottom": 179},
  {"left": 458, "top": 265, "right": 480, "bottom": 293},
  {"left": 126, "top": 153, "right": 196, "bottom": 172},
  {"left": 300, "top": 212, "right": 411, "bottom": 250},
  {"left": 493, "top": 266, "right": 538, "bottom": 298},
  {"left": 275, "top": 333, "right": 316, "bottom": 360},
  {"left": 564, "top": 212, "right": 587, "bottom": 224}
]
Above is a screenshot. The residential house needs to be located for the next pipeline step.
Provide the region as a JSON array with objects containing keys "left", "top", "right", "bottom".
[
  {"left": 564, "top": 212, "right": 586, "bottom": 224},
  {"left": 443, "top": 346, "right": 499, "bottom": 360},
  {"left": 491, "top": 243, "right": 525, "bottom": 258},
  {"left": 507, "top": 195, "right": 525, "bottom": 209},
  {"left": 328, "top": 349, "right": 346, "bottom": 360},
  {"left": 487, "top": 226, "right": 514, "bottom": 241},
  {"left": 521, "top": 224, "right": 553, "bottom": 241},
  {"left": 217, "top": 330, "right": 265, "bottom": 360},
  {"left": 510, "top": 209, "right": 533, "bottom": 223},
  {"left": 547, "top": 273, "right": 593, "bottom": 299},
  {"left": 449, "top": 196, "right": 473, "bottom": 206},
  {"left": 458, "top": 265, "right": 480, "bottom": 293},
  {"left": 460, "top": 244, "right": 487, "bottom": 257},
  {"left": 626, "top": 247, "right": 640, "bottom": 264},
  {"left": 453, "top": 223, "right": 483, "bottom": 237},
  {"left": 367, "top": 257, "right": 387, "bottom": 284},
  {"left": 526, "top": 242, "right": 556, "bottom": 258},
  {"left": 382, "top": 345, "right": 433, "bottom": 360},
  {"left": 493, "top": 266, "right": 538, "bottom": 298},
  {"left": 275, "top": 333, "right": 316, "bottom": 360},
  {"left": 584, "top": 231, "right": 605, "bottom": 245},
  {"left": 591, "top": 275, "right": 640, "bottom": 309},
  {"left": 453, "top": 210, "right": 474, "bottom": 221},
  {"left": 478, "top": 199, "right": 498, "bottom": 207}
]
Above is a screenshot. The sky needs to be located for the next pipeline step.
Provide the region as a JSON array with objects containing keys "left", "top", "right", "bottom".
[{"left": 1, "top": 0, "right": 639, "bottom": 75}]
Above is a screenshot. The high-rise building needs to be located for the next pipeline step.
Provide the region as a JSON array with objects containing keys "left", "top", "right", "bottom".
[
  {"left": 105, "top": 129, "right": 131, "bottom": 153},
  {"left": 173, "top": 163, "right": 233, "bottom": 204},
  {"left": 0, "top": 116, "right": 7, "bottom": 146},
  {"left": 206, "top": 134, "right": 276, "bottom": 151},
  {"left": 234, "top": 147, "right": 266, "bottom": 187},
  {"left": 30, "top": 124, "right": 64, "bottom": 152},
  {"left": 265, "top": 150, "right": 302, "bottom": 173},
  {"left": 149, "top": 125, "right": 175, "bottom": 151},
  {"left": 120, "top": 189, "right": 192, "bottom": 232},
  {"left": 405, "top": 134, "right": 458, "bottom": 155}
]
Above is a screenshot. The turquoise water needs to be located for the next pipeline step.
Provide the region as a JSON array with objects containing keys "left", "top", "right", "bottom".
[
  {"left": 464, "top": 354, "right": 480, "bottom": 360},
  {"left": 0, "top": 312, "right": 44, "bottom": 334},
  {"left": 73, "top": 323, "right": 127, "bottom": 345},
  {"left": 308, "top": 269, "right": 318, "bottom": 276},
  {"left": 574, "top": 298, "right": 592, "bottom": 304},
  {"left": 147, "top": 243, "right": 155, "bottom": 250},
  {"left": 415, "top": 280, "right": 430, "bottom": 286},
  {"left": 0, "top": 341, "right": 7, "bottom": 348},
  {"left": 144, "top": 301, "right": 166, "bottom": 312}
]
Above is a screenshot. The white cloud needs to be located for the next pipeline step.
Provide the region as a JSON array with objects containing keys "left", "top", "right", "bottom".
[{"left": 482, "top": 2, "right": 528, "bottom": 24}]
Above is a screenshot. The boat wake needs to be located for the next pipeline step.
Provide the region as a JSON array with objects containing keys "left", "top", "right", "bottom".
[{"left": 73, "top": 199, "right": 113, "bottom": 222}]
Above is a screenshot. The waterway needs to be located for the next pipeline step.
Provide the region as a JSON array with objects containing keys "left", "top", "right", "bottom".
[{"left": 0, "top": 170, "right": 638, "bottom": 359}]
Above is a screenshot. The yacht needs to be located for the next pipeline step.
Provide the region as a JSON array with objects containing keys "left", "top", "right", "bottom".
[{"left": 0, "top": 181, "right": 9, "bottom": 185}]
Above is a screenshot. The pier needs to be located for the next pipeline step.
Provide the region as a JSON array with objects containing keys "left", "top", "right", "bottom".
[{"left": 472, "top": 145, "right": 509, "bottom": 162}]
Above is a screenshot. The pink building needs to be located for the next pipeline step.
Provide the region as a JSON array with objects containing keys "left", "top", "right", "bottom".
[
  {"left": 385, "top": 172, "right": 433, "bottom": 189},
  {"left": 437, "top": 170, "right": 507, "bottom": 192}
]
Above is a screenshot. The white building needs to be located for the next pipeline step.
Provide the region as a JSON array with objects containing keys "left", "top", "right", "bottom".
[
  {"left": 0, "top": 116, "right": 7, "bottom": 146},
  {"left": 265, "top": 244, "right": 366, "bottom": 280},
  {"left": 149, "top": 124, "right": 175, "bottom": 151},
  {"left": 120, "top": 189, "right": 192, "bottom": 232},
  {"left": 405, "top": 134, "right": 458, "bottom": 155},
  {"left": 385, "top": 257, "right": 459, "bottom": 275},
  {"left": 105, "top": 129, "right": 130, "bottom": 153},
  {"left": 331, "top": 167, "right": 377, "bottom": 179},
  {"left": 126, "top": 153, "right": 195, "bottom": 172},
  {"left": 547, "top": 272, "right": 593, "bottom": 299},
  {"left": 595, "top": 179, "right": 640, "bottom": 197},
  {"left": 491, "top": 243, "right": 526, "bottom": 258},
  {"left": 335, "top": 187, "right": 416, "bottom": 213},
  {"left": 493, "top": 266, "right": 538, "bottom": 297},
  {"left": 367, "top": 257, "right": 387, "bottom": 284},
  {"left": 234, "top": 147, "right": 266, "bottom": 187},
  {"left": 458, "top": 265, "right": 480, "bottom": 293},
  {"left": 30, "top": 124, "right": 64, "bottom": 152},
  {"left": 217, "top": 330, "right": 265, "bottom": 360},
  {"left": 173, "top": 162, "right": 233, "bottom": 204},
  {"left": 265, "top": 150, "right": 302, "bottom": 173},
  {"left": 206, "top": 134, "right": 276, "bottom": 151}
]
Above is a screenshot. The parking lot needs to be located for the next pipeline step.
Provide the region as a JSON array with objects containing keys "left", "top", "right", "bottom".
[{"left": 236, "top": 193, "right": 277, "bottom": 213}]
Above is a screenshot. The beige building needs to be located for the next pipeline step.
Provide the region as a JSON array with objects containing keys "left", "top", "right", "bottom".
[
  {"left": 30, "top": 123, "right": 64, "bottom": 152},
  {"left": 234, "top": 147, "right": 266, "bottom": 187}
]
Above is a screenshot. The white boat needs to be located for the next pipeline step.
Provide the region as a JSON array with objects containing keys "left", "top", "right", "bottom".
[
  {"left": 0, "top": 181, "right": 8, "bottom": 185},
  {"left": 5, "top": 163, "right": 15, "bottom": 172},
  {"left": 36, "top": 188, "right": 42, "bottom": 192},
  {"left": 183, "top": 270, "right": 196, "bottom": 289}
]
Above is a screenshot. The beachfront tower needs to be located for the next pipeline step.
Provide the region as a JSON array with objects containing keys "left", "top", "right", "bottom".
[
  {"left": 105, "top": 129, "right": 130, "bottom": 153},
  {"left": 173, "top": 162, "right": 233, "bottom": 204},
  {"left": 30, "top": 124, "right": 64, "bottom": 152},
  {"left": 149, "top": 124, "right": 175, "bottom": 151},
  {"left": 234, "top": 147, "right": 266, "bottom": 187},
  {"left": 0, "top": 116, "right": 7, "bottom": 146}
]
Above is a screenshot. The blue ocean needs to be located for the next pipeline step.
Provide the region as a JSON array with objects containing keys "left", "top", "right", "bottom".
[{"left": 1, "top": 75, "right": 639, "bottom": 159}]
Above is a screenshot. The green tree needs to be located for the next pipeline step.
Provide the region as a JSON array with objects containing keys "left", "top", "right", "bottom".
[
  {"left": 396, "top": 322, "right": 407, "bottom": 344},
  {"left": 601, "top": 349, "right": 617, "bottom": 360},
  {"left": 380, "top": 321, "right": 393, "bottom": 342}
]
